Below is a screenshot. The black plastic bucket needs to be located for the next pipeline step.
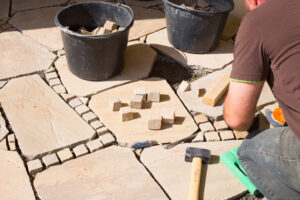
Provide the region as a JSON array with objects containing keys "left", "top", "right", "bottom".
[
  {"left": 163, "top": 0, "right": 234, "bottom": 53},
  {"left": 55, "top": 2, "right": 134, "bottom": 81}
]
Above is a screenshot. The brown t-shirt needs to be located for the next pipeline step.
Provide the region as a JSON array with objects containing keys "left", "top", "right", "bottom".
[{"left": 231, "top": 0, "right": 300, "bottom": 139}]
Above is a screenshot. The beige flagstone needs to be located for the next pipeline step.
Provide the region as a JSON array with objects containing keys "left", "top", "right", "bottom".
[
  {"left": 34, "top": 146, "right": 168, "bottom": 200},
  {"left": 9, "top": 7, "right": 64, "bottom": 51},
  {"left": 0, "top": 0, "right": 9, "bottom": 19},
  {"left": 141, "top": 140, "right": 246, "bottom": 200},
  {"left": 0, "top": 30, "right": 56, "bottom": 80},
  {"left": 0, "top": 75, "right": 95, "bottom": 160},
  {"left": 129, "top": 6, "right": 166, "bottom": 41},
  {"left": 56, "top": 42, "right": 157, "bottom": 96},
  {"left": 89, "top": 77, "right": 198, "bottom": 146},
  {"left": 12, "top": 0, "right": 68, "bottom": 11},
  {"left": 147, "top": 28, "right": 234, "bottom": 70},
  {"left": 0, "top": 150, "right": 36, "bottom": 200}
]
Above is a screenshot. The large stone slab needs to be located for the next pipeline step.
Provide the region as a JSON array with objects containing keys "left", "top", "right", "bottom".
[
  {"left": 129, "top": 6, "right": 166, "bottom": 41},
  {"left": 146, "top": 28, "right": 234, "bottom": 70},
  {"left": 56, "top": 42, "right": 157, "bottom": 96},
  {"left": 141, "top": 140, "right": 246, "bottom": 200},
  {"left": 89, "top": 77, "right": 198, "bottom": 146},
  {"left": 125, "top": 0, "right": 162, "bottom": 8},
  {"left": 0, "top": 150, "right": 36, "bottom": 200},
  {"left": 9, "top": 7, "right": 64, "bottom": 51},
  {"left": 0, "top": 0, "right": 9, "bottom": 19},
  {"left": 0, "top": 75, "right": 95, "bottom": 159},
  {"left": 34, "top": 146, "right": 168, "bottom": 200},
  {"left": 177, "top": 65, "right": 276, "bottom": 119},
  {"left": 12, "top": 0, "right": 68, "bottom": 11},
  {"left": 0, "top": 30, "right": 56, "bottom": 80}
]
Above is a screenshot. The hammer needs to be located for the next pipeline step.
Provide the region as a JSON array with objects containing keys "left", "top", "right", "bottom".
[{"left": 185, "top": 147, "right": 211, "bottom": 200}]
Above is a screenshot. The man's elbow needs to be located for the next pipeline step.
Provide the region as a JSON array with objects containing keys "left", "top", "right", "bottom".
[{"left": 224, "top": 115, "right": 251, "bottom": 131}]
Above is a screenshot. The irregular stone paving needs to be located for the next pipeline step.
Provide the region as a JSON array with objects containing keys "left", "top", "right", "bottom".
[
  {"left": 146, "top": 28, "right": 234, "bottom": 70},
  {"left": 0, "top": 30, "right": 56, "bottom": 80},
  {"left": 56, "top": 42, "right": 157, "bottom": 96},
  {"left": 0, "top": 150, "right": 36, "bottom": 200},
  {"left": 0, "top": 75, "right": 95, "bottom": 160},
  {"left": 12, "top": 0, "right": 68, "bottom": 12},
  {"left": 124, "top": 0, "right": 163, "bottom": 8},
  {"left": 177, "top": 65, "right": 276, "bottom": 119},
  {"left": 34, "top": 146, "right": 168, "bottom": 200},
  {"left": 0, "top": 0, "right": 9, "bottom": 19},
  {"left": 129, "top": 6, "right": 166, "bottom": 41},
  {"left": 141, "top": 140, "right": 246, "bottom": 200},
  {"left": 9, "top": 7, "right": 64, "bottom": 51},
  {"left": 90, "top": 77, "right": 198, "bottom": 146}
]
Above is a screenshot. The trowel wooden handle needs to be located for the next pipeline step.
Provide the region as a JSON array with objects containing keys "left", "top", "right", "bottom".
[{"left": 188, "top": 157, "right": 202, "bottom": 200}]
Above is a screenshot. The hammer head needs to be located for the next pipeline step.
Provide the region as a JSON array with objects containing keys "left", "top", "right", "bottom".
[{"left": 185, "top": 147, "right": 211, "bottom": 164}]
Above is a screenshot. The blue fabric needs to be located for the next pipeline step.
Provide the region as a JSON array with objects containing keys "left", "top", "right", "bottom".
[{"left": 238, "top": 127, "right": 300, "bottom": 200}]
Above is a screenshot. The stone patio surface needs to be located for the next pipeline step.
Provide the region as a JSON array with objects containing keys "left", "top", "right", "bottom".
[{"left": 0, "top": 1, "right": 270, "bottom": 200}]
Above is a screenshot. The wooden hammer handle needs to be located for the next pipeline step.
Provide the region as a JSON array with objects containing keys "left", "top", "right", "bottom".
[{"left": 188, "top": 157, "right": 202, "bottom": 200}]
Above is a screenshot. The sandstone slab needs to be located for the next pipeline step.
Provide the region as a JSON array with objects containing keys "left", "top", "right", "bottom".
[
  {"left": 34, "top": 146, "right": 168, "bottom": 200},
  {"left": 146, "top": 28, "right": 234, "bottom": 70},
  {"left": 0, "top": 30, "right": 56, "bottom": 80},
  {"left": 0, "top": 112, "right": 9, "bottom": 141},
  {"left": 141, "top": 140, "right": 246, "bottom": 200},
  {"left": 0, "top": 150, "right": 36, "bottom": 200},
  {"left": 56, "top": 42, "right": 156, "bottom": 96},
  {"left": 177, "top": 65, "right": 276, "bottom": 119},
  {"left": 0, "top": 75, "right": 95, "bottom": 159},
  {"left": 0, "top": 0, "right": 9, "bottom": 19},
  {"left": 12, "top": 0, "right": 68, "bottom": 11},
  {"left": 9, "top": 7, "right": 64, "bottom": 51},
  {"left": 129, "top": 6, "right": 166, "bottom": 41},
  {"left": 90, "top": 78, "right": 198, "bottom": 146}
]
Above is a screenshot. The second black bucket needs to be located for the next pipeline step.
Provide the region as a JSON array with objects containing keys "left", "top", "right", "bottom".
[
  {"left": 163, "top": 0, "right": 234, "bottom": 53},
  {"left": 55, "top": 2, "right": 134, "bottom": 81}
]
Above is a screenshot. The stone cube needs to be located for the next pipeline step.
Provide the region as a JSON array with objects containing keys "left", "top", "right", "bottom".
[
  {"left": 233, "top": 130, "right": 248, "bottom": 140},
  {"left": 192, "top": 131, "right": 204, "bottom": 142},
  {"left": 96, "top": 126, "right": 109, "bottom": 136},
  {"left": 73, "top": 144, "right": 89, "bottom": 158},
  {"left": 42, "top": 154, "right": 60, "bottom": 168},
  {"left": 90, "top": 120, "right": 103, "bottom": 130},
  {"left": 86, "top": 139, "right": 103, "bottom": 152},
  {"left": 69, "top": 98, "right": 83, "bottom": 108},
  {"left": 97, "top": 27, "right": 111, "bottom": 35},
  {"left": 27, "top": 159, "right": 43, "bottom": 175},
  {"left": 220, "top": 131, "right": 235, "bottom": 141},
  {"left": 45, "top": 72, "right": 58, "bottom": 81},
  {"left": 120, "top": 107, "right": 133, "bottom": 122},
  {"left": 199, "top": 122, "right": 215, "bottom": 132},
  {"left": 148, "top": 114, "right": 162, "bottom": 130},
  {"left": 194, "top": 114, "right": 208, "bottom": 124},
  {"left": 103, "top": 20, "right": 119, "bottom": 31},
  {"left": 162, "top": 108, "right": 175, "bottom": 124},
  {"left": 204, "top": 132, "right": 220, "bottom": 142},
  {"left": 7, "top": 134, "right": 16, "bottom": 151},
  {"left": 60, "top": 93, "right": 76, "bottom": 102},
  {"left": 48, "top": 78, "right": 61, "bottom": 87},
  {"left": 147, "top": 88, "right": 160, "bottom": 102},
  {"left": 178, "top": 81, "right": 191, "bottom": 92},
  {"left": 79, "top": 97, "right": 89, "bottom": 105},
  {"left": 213, "top": 120, "right": 229, "bottom": 131},
  {"left": 52, "top": 84, "right": 67, "bottom": 94},
  {"left": 110, "top": 97, "right": 122, "bottom": 111},
  {"left": 133, "top": 87, "right": 147, "bottom": 100},
  {"left": 46, "top": 66, "right": 55, "bottom": 73},
  {"left": 75, "top": 104, "right": 90, "bottom": 115},
  {"left": 99, "top": 133, "right": 115, "bottom": 147},
  {"left": 130, "top": 95, "right": 143, "bottom": 109},
  {"left": 57, "top": 148, "right": 74, "bottom": 163},
  {"left": 82, "top": 112, "right": 98, "bottom": 123}
]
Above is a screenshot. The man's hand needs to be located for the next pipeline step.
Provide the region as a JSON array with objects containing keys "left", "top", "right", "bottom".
[{"left": 224, "top": 81, "right": 264, "bottom": 131}]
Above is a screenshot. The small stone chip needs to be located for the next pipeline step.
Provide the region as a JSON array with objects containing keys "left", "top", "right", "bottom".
[
  {"left": 52, "top": 84, "right": 67, "bottom": 94},
  {"left": 60, "top": 93, "right": 76, "bottom": 102},
  {"left": 86, "top": 139, "right": 103, "bottom": 152},
  {"left": 69, "top": 98, "right": 83, "bottom": 108},
  {"left": 220, "top": 130, "right": 235, "bottom": 141},
  {"left": 45, "top": 72, "right": 58, "bottom": 81},
  {"left": 199, "top": 122, "right": 215, "bottom": 132},
  {"left": 75, "top": 104, "right": 90, "bottom": 115},
  {"left": 147, "top": 88, "right": 160, "bottom": 102},
  {"left": 192, "top": 131, "right": 205, "bottom": 142},
  {"left": 7, "top": 134, "right": 16, "bottom": 151},
  {"left": 48, "top": 78, "right": 61, "bottom": 87},
  {"left": 233, "top": 130, "right": 248, "bottom": 140},
  {"left": 57, "top": 49, "right": 65, "bottom": 56},
  {"left": 110, "top": 97, "right": 122, "bottom": 111},
  {"left": 162, "top": 108, "right": 175, "bottom": 124},
  {"left": 0, "top": 81, "right": 7, "bottom": 89},
  {"left": 213, "top": 120, "right": 229, "bottom": 131},
  {"left": 133, "top": 87, "right": 147, "bottom": 100},
  {"left": 194, "top": 114, "right": 208, "bottom": 124},
  {"left": 96, "top": 126, "right": 109, "bottom": 136},
  {"left": 82, "top": 112, "right": 98, "bottom": 123},
  {"left": 42, "top": 154, "right": 60, "bottom": 168},
  {"left": 148, "top": 114, "right": 162, "bottom": 130},
  {"left": 99, "top": 133, "right": 115, "bottom": 147},
  {"left": 73, "top": 144, "right": 89, "bottom": 157},
  {"left": 27, "top": 159, "right": 43, "bottom": 175},
  {"left": 120, "top": 107, "right": 133, "bottom": 122},
  {"left": 178, "top": 80, "right": 191, "bottom": 92},
  {"left": 57, "top": 148, "right": 74, "bottom": 163},
  {"left": 130, "top": 95, "right": 143, "bottom": 109},
  {"left": 90, "top": 120, "right": 103, "bottom": 130},
  {"left": 204, "top": 131, "right": 220, "bottom": 142}
]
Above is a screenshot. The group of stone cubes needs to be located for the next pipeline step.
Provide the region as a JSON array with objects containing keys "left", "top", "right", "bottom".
[
  {"left": 178, "top": 80, "right": 204, "bottom": 98},
  {"left": 77, "top": 20, "right": 124, "bottom": 36},
  {"left": 45, "top": 67, "right": 67, "bottom": 94}
]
